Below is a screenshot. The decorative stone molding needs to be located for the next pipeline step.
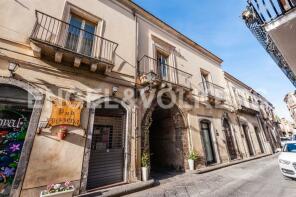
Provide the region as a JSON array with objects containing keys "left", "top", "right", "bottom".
[{"left": 0, "top": 77, "right": 45, "bottom": 197}]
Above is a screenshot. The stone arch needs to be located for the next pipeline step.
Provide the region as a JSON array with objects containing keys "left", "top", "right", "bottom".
[
  {"left": 0, "top": 77, "right": 44, "bottom": 197},
  {"left": 141, "top": 97, "right": 189, "bottom": 172}
]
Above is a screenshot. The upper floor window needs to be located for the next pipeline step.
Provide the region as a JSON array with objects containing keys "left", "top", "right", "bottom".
[
  {"left": 201, "top": 71, "right": 210, "bottom": 91},
  {"left": 156, "top": 50, "right": 169, "bottom": 79},
  {"left": 65, "top": 13, "right": 96, "bottom": 56}
]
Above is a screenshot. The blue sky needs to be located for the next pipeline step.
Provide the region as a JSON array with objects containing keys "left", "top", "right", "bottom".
[{"left": 133, "top": 0, "right": 295, "bottom": 121}]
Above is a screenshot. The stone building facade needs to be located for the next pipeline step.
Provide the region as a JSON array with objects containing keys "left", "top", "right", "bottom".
[
  {"left": 284, "top": 91, "right": 296, "bottom": 123},
  {"left": 278, "top": 118, "right": 296, "bottom": 137},
  {"left": 0, "top": 0, "right": 281, "bottom": 196}
]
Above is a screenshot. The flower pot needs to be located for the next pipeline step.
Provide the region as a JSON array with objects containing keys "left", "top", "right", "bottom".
[
  {"left": 57, "top": 130, "right": 67, "bottom": 140},
  {"left": 188, "top": 159, "right": 195, "bottom": 170},
  {"left": 141, "top": 167, "right": 149, "bottom": 181},
  {"left": 40, "top": 188, "right": 74, "bottom": 197}
]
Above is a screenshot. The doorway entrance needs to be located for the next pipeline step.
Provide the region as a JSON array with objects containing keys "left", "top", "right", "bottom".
[
  {"left": 223, "top": 119, "right": 237, "bottom": 160},
  {"left": 200, "top": 120, "right": 216, "bottom": 165},
  {"left": 143, "top": 102, "right": 188, "bottom": 175},
  {"left": 0, "top": 84, "right": 34, "bottom": 196},
  {"left": 242, "top": 124, "right": 254, "bottom": 156},
  {"left": 87, "top": 101, "right": 126, "bottom": 190},
  {"left": 254, "top": 126, "right": 264, "bottom": 154}
]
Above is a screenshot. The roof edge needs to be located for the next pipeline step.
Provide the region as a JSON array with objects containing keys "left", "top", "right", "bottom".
[{"left": 224, "top": 71, "right": 274, "bottom": 107}]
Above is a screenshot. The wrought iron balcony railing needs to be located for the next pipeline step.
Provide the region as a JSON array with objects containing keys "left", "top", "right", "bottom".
[
  {"left": 30, "top": 11, "right": 118, "bottom": 65},
  {"left": 198, "top": 81, "right": 225, "bottom": 101},
  {"left": 238, "top": 98, "right": 260, "bottom": 112},
  {"left": 242, "top": 4, "right": 296, "bottom": 87},
  {"left": 247, "top": 0, "right": 296, "bottom": 23},
  {"left": 138, "top": 55, "right": 192, "bottom": 89}
]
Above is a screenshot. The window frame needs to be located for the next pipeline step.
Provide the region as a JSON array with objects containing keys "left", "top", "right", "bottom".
[{"left": 61, "top": 2, "right": 104, "bottom": 57}]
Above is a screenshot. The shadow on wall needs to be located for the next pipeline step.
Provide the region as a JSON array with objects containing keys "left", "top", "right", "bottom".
[{"left": 41, "top": 126, "right": 86, "bottom": 147}]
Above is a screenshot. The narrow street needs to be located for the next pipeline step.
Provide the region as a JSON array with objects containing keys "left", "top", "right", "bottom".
[{"left": 127, "top": 154, "right": 296, "bottom": 197}]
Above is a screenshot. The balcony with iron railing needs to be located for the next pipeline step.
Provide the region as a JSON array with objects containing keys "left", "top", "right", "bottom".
[
  {"left": 30, "top": 11, "right": 118, "bottom": 73},
  {"left": 137, "top": 55, "right": 192, "bottom": 90},
  {"left": 246, "top": 0, "right": 296, "bottom": 23},
  {"left": 242, "top": 1, "right": 296, "bottom": 87},
  {"left": 198, "top": 81, "right": 226, "bottom": 103},
  {"left": 237, "top": 98, "right": 260, "bottom": 114}
]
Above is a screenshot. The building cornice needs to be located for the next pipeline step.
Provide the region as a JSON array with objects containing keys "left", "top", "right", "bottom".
[{"left": 224, "top": 71, "right": 274, "bottom": 108}]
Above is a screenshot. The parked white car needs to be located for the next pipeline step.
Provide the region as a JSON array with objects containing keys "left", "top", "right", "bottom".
[{"left": 278, "top": 141, "right": 296, "bottom": 179}]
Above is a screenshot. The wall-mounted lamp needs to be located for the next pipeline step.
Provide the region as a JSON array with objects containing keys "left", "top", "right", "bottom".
[
  {"left": 112, "top": 86, "right": 118, "bottom": 96},
  {"left": 8, "top": 62, "right": 19, "bottom": 77}
]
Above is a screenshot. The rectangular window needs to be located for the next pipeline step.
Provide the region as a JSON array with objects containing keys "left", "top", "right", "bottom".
[
  {"left": 91, "top": 125, "right": 113, "bottom": 151},
  {"left": 156, "top": 51, "right": 169, "bottom": 79},
  {"left": 65, "top": 14, "right": 96, "bottom": 56},
  {"left": 201, "top": 72, "right": 210, "bottom": 93}
]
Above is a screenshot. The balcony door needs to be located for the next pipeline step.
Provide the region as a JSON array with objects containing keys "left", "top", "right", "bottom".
[
  {"left": 201, "top": 72, "right": 210, "bottom": 95},
  {"left": 156, "top": 51, "right": 169, "bottom": 81},
  {"left": 65, "top": 14, "right": 96, "bottom": 57}
]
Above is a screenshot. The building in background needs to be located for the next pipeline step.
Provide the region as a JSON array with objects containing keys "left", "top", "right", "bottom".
[
  {"left": 0, "top": 0, "right": 282, "bottom": 196},
  {"left": 242, "top": 0, "right": 296, "bottom": 87},
  {"left": 278, "top": 117, "right": 296, "bottom": 137},
  {"left": 225, "top": 72, "right": 281, "bottom": 154},
  {"left": 284, "top": 91, "right": 296, "bottom": 122}
]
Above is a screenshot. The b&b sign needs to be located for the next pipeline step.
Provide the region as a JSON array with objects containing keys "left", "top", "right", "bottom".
[{"left": 48, "top": 98, "right": 83, "bottom": 127}]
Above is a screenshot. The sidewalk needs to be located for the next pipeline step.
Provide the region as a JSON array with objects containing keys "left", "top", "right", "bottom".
[
  {"left": 76, "top": 179, "right": 155, "bottom": 197},
  {"left": 194, "top": 153, "right": 273, "bottom": 174},
  {"left": 78, "top": 153, "right": 274, "bottom": 197}
]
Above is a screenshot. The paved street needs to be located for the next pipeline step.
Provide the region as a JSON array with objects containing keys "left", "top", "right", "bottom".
[{"left": 126, "top": 154, "right": 296, "bottom": 197}]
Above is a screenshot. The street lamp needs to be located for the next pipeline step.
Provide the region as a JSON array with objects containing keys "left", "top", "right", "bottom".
[
  {"left": 146, "top": 71, "right": 157, "bottom": 82},
  {"left": 8, "top": 62, "right": 19, "bottom": 77}
]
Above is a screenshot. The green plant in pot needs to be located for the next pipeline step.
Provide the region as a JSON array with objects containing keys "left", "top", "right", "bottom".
[
  {"left": 141, "top": 151, "right": 150, "bottom": 181},
  {"left": 188, "top": 150, "right": 198, "bottom": 170}
]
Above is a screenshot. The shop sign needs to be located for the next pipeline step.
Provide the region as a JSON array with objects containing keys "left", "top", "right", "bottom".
[{"left": 48, "top": 98, "right": 83, "bottom": 127}]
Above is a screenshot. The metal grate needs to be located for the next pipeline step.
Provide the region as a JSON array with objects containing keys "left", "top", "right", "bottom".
[{"left": 87, "top": 103, "right": 126, "bottom": 190}]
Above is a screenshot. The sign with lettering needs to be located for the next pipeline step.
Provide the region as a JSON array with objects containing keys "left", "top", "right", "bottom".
[
  {"left": 0, "top": 109, "right": 29, "bottom": 195},
  {"left": 48, "top": 98, "right": 83, "bottom": 127}
]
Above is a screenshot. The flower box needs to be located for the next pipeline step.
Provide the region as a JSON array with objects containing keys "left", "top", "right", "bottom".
[
  {"left": 40, "top": 181, "right": 74, "bottom": 197},
  {"left": 40, "top": 188, "right": 74, "bottom": 197}
]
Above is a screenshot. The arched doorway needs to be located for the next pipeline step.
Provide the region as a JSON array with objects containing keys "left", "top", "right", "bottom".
[
  {"left": 142, "top": 99, "right": 188, "bottom": 175},
  {"left": 86, "top": 101, "right": 127, "bottom": 189},
  {"left": 222, "top": 118, "right": 237, "bottom": 160},
  {"left": 200, "top": 120, "right": 216, "bottom": 165},
  {"left": 0, "top": 84, "right": 35, "bottom": 195}
]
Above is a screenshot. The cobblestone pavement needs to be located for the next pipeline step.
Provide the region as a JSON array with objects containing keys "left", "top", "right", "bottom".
[{"left": 126, "top": 154, "right": 296, "bottom": 197}]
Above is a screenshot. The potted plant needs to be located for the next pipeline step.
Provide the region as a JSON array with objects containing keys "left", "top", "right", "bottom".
[
  {"left": 141, "top": 151, "right": 150, "bottom": 181},
  {"left": 188, "top": 150, "right": 198, "bottom": 170},
  {"left": 57, "top": 126, "right": 68, "bottom": 140},
  {"left": 40, "top": 181, "right": 74, "bottom": 197}
]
